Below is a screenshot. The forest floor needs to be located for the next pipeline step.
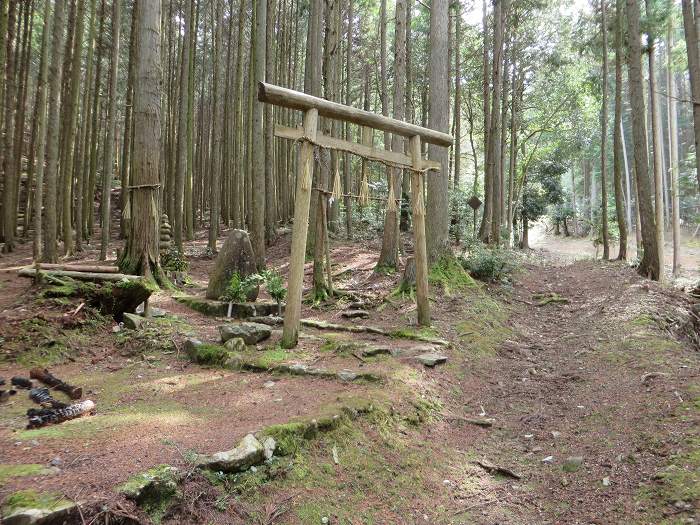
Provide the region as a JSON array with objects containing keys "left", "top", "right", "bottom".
[{"left": 0, "top": 225, "right": 698, "bottom": 524}]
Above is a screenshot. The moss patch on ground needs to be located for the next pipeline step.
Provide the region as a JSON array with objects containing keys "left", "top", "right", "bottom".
[
  {"left": 0, "top": 464, "right": 54, "bottom": 486},
  {"left": 429, "top": 256, "right": 477, "bottom": 295},
  {"left": 456, "top": 289, "right": 511, "bottom": 357},
  {"left": 1, "top": 489, "right": 71, "bottom": 516}
]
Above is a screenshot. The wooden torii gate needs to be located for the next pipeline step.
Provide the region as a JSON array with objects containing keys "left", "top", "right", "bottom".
[{"left": 258, "top": 82, "right": 453, "bottom": 348}]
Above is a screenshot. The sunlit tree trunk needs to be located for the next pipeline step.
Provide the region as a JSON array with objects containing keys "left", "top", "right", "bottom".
[
  {"left": 426, "top": 0, "right": 450, "bottom": 263},
  {"left": 600, "top": 0, "right": 610, "bottom": 259},
  {"left": 613, "top": 0, "right": 627, "bottom": 260},
  {"left": 625, "top": 0, "right": 660, "bottom": 280}
]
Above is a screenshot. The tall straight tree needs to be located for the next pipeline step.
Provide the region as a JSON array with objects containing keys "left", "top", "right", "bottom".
[
  {"left": 207, "top": 0, "right": 225, "bottom": 253},
  {"left": 252, "top": 0, "right": 268, "bottom": 267},
  {"left": 645, "top": 0, "right": 664, "bottom": 279},
  {"left": 681, "top": 0, "right": 700, "bottom": 188},
  {"left": 32, "top": 0, "right": 54, "bottom": 261},
  {"left": 625, "top": 0, "right": 660, "bottom": 280},
  {"left": 426, "top": 0, "right": 450, "bottom": 263},
  {"left": 1, "top": 0, "right": 18, "bottom": 252},
  {"left": 600, "top": 0, "right": 610, "bottom": 259},
  {"left": 174, "top": 0, "right": 191, "bottom": 252},
  {"left": 613, "top": 0, "right": 627, "bottom": 260},
  {"left": 377, "top": 0, "right": 407, "bottom": 270},
  {"left": 119, "top": 0, "right": 165, "bottom": 282},
  {"left": 667, "top": 21, "right": 680, "bottom": 275},
  {"left": 43, "top": 0, "right": 67, "bottom": 262},
  {"left": 100, "top": 0, "right": 121, "bottom": 260}
]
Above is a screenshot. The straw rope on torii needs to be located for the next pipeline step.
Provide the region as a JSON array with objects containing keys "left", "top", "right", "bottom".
[{"left": 257, "top": 82, "right": 453, "bottom": 349}]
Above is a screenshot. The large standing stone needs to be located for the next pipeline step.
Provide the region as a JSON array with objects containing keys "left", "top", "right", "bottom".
[
  {"left": 219, "top": 323, "right": 272, "bottom": 345},
  {"left": 206, "top": 229, "right": 258, "bottom": 301}
]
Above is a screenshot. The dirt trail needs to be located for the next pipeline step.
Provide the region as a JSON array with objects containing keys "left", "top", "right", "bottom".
[{"left": 442, "top": 257, "right": 699, "bottom": 524}]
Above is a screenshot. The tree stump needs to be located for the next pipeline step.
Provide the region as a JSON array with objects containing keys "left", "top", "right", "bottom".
[{"left": 206, "top": 229, "right": 259, "bottom": 300}]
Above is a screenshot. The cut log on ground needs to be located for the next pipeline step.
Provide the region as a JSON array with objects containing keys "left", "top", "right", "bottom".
[
  {"left": 30, "top": 263, "right": 121, "bottom": 273},
  {"left": 19, "top": 268, "right": 141, "bottom": 282}
]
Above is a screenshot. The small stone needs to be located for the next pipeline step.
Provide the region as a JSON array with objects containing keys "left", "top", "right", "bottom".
[
  {"left": 184, "top": 338, "right": 203, "bottom": 360},
  {"left": 342, "top": 309, "right": 370, "bottom": 319},
  {"left": 122, "top": 313, "right": 144, "bottom": 330},
  {"left": 337, "top": 370, "right": 358, "bottom": 381},
  {"left": 112, "top": 324, "right": 122, "bottom": 333},
  {"left": 29, "top": 440, "right": 39, "bottom": 447},
  {"left": 250, "top": 465, "right": 257, "bottom": 472},
  {"left": 563, "top": 456, "right": 584, "bottom": 473},
  {"left": 224, "top": 337, "right": 247, "bottom": 353},
  {"left": 415, "top": 352, "right": 448, "bottom": 367},
  {"left": 262, "top": 436, "right": 276, "bottom": 460},
  {"left": 321, "top": 518, "right": 330, "bottom": 525},
  {"left": 542, "top": 455, "right": 555, "bottom": 464},
  {"left": 551, "top": 431, "right": 561, "bottom": 439},
  {"left": 263, "top": 381, "right": 276, "bottom": 388},
  {"left": 50, "top": 457, "right": 63, "bottom": 467},
  {"left": 602, "top": 477, "right": 611, "bottom": 486},
  {"left": 524, "top": 434, "right": 534, "bottom": 439}
]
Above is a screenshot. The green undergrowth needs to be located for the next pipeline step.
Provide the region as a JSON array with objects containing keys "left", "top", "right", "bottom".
[{"left": 390, "top": 326, "right": 439, "bottom": 341}]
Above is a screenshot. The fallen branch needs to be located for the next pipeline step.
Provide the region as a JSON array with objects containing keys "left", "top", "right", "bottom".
[
  {"left": 446, "top": 416, "right": 495, "bottom": 428},
  {"left": 30, "top": 368, "right": 83, "bottom": 399},
  {"left": 474, "top": 458, "right": 522, "bottom": 480}
]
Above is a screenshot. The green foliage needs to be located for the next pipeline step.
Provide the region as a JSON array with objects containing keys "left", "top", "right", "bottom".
[
  {"left": 460, "top": 245, "right": 515, "bottom": 283},
  {"left": 0, "top": 464, "right": 53, "bottom": 486},
  {"left": 260, "top": 269, "right": 287, "bottom": 305},
  {"left": 220, "top": 272, "right": 261, "bottom": 303},
  {"left": 160, "top": 247, "right": 189, "bottom": 272}
]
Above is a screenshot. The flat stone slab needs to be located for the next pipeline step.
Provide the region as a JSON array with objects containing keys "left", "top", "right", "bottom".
[
  {"left": 198, "top": 434, "right": 265, "bottom": 473},
  {"left": 361, "top": 346, "right": 392, "bottom": 357},
  {"left": 391, "top": 344, "right": 436, "bottom": 358},
  {"left": 342, "top": 309, "right": 370, "bottom": 319},
  {"left": 219, "top": 322, "right": 272, "bottom": 345},
  {"left": 415, "top": 352, "right": 448, "bottom": 367},
  {"left": 176, "top": 295, "right": 284, "bottom": 318}
]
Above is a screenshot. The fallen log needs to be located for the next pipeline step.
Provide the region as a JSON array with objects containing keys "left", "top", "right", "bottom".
[
  {"left": 30, "top": 368, "right": 82, "bottom": 399},
  {"left": 26, "top": 399, "right": 95, "bottom": 429},
  {"left": 29, "top": 263, "right": 121, "bottom": 273},
  {"left": 19, "top": 268, "right": 140, "bottom": 282},
  {"left": 300, "top": 318, "right": 449, "bottom": 346}
]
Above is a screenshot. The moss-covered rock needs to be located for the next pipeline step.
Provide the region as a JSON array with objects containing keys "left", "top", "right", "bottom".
[
  {"left": 117, "top": 465, "right": 180, "bottom": 524},
  {"left": 1, "top": 490, "right": 76, "bottom": 525}
]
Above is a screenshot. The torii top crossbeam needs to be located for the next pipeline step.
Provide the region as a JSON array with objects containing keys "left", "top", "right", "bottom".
[{"left": 258, "top": 82, "right": 453, "bottom": 148}]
